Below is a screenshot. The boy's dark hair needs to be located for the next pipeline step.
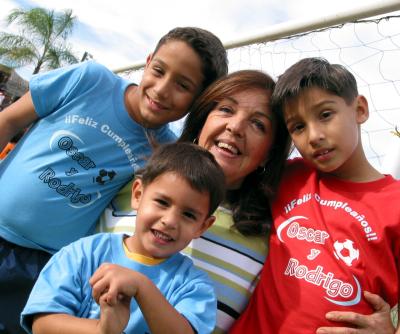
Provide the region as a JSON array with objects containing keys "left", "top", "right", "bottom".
[
  {"left": 272, "top": 57, "right": 359, "bottom": 116},
  {"left": 180, "top": 70, "right": 292, "bottom": 235},
  {"left": 136, "top": 142, "right": 225, "bottom": 216},
  {"left": 154, "top": 27, "right": 228, "bottom": 89}
]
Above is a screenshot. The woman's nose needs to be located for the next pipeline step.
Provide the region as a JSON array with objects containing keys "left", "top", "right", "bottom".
[{"left": 226, "top": 115, "right": 245, "bottom": 137}]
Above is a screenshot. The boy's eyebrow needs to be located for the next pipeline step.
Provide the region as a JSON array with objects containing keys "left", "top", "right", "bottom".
[
  {"left": 183, "top": 206, "right": 203, "bottom": 217},
  {"left": 284, "top": 114, "right": 296, "bottom": 125},
  {"left": 312, "top": 99, "right": 337, "bottom": 108},
  {"left": 152, "top": 58, "right": 199, "bottom": 88},
  {"left": 284, "top": 99, "right": 338, "bottom": 124}
]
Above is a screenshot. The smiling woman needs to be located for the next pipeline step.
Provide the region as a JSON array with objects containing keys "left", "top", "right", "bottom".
[
  {"left": 197, "top": 88, "right": 274, "bottom": 189},
  {"left": 179, "top": 70, "right": 292, "bottom": 332}
]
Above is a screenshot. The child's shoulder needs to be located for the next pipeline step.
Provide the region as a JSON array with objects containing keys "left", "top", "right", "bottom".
[
  {"left": 380, "top": 174, "right": 400, "bottom": 191},
  {"left": 49, "top": 60, "right": 110, "bottom": 77},
  {"left": 80, "top": 60, "right": 110, "bottom": 73},
  {"left": 169, "top": 253, "right": 211, "bottom": 281},
  {"left": 74, "top": 61, "right": 116, "bottom": 81},
  {"left": 60, "top": 232, "right": 122, "bottom": 254},
  {"left": 55, "top": 60, "right": 114, "bottom": 81}
]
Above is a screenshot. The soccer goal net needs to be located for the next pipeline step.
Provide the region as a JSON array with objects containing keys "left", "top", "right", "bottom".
[{"left": 115, "top": 3, "right": 400, "bottom": 177}]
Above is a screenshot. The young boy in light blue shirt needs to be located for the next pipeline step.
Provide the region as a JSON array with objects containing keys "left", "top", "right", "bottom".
[{"left": 21, "top": 142, "right": 225, "bottom": 334}]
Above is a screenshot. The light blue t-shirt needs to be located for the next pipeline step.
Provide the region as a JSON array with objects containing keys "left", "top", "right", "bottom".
[
  {"left": 21, "top": 233, "right": 216, "bottom": 334},
  {"left": 0, "top": 61, "right": 176, "bottom": 253}
]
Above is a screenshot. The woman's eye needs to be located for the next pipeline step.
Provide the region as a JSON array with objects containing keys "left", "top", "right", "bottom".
[
  {"left": 219, "top": 106, "right": 233, "bottom": 113},
  {"left": 252, "top": 119, "right": 266, "bottom": 132}
]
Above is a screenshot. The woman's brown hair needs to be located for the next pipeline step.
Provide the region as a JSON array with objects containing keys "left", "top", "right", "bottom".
[{"left": 179, "top": 70, "right": 291, "bottom": 235}]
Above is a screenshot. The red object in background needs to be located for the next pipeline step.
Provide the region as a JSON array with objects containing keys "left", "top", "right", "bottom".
[{"left": 0, "top": 142, "right": 16, "bottom": 160}]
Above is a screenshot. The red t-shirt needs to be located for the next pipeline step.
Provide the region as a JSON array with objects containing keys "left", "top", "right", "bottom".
[{"left": 231, "top": 159, "right": 400, "bottom": 333}]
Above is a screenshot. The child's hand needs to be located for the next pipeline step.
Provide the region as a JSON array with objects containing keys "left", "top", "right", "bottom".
[
  {"left": 316, "top": 291, "right": 395, "bottom": 334},
  {"left": 98, "top": 292, "right": 131, "bottom": 334},
  {"left": 90, "top": 263, "right": 143, "bottom": 305}
]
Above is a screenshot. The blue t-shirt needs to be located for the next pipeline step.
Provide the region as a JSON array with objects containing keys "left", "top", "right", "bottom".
[
  {"left": 0, "top": 61, "right": 176, "bottom": 253},
  {"left": 21, "top": 233, "right": 216, "bottom": 334}
]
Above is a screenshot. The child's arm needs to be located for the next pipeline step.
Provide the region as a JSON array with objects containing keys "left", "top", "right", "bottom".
[
  {"left": 97, "top": 292, "right": 132, "bottom": 334},
  {"left": 0, "top": 91, "right": 37, "bottom": 150},
  {"left": 316, "top": 291, "right": 396, "bottom": 334},
  {"left": 90, "top": 263, "right": 195, "bottom": 334},
  {"left": 32, "top": 294, "right": 131, "bottom": 334},
  {"left": 33, "top": 313, "right": 100, "bottom": 334}
]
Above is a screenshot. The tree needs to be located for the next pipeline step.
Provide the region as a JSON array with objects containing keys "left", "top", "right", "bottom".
[{"left": 0, "top": 7, "right": 79, "bottom": 74}]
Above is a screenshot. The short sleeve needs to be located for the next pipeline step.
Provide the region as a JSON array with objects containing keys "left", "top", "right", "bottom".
[
  {"left": 20, "top": 240, "right": 95, "bottom": 333},
  {"left": 173, "top": 271, "right": 217, "bottom": 333},
  {"left": 29, "top": 61, "right": 104, "bottom": 118}
]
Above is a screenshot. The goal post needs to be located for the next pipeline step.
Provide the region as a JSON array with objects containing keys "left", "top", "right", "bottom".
[{"left": 114, "top": 2, "right": 400, "bottom": 177}]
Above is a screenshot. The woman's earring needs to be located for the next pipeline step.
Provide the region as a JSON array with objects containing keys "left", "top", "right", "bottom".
[
  {"left": 258, "top": 165, "right": 267, "bottom": 175},
  {"left": 193, "top": 138, "right": 199, "bottom": 144}
]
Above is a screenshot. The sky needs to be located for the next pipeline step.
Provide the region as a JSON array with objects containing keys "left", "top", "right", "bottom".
[
  {"left": 0, "top": 0, "right": 390, "bottom": 80},
  {"left": 1, "top": 0, "right": 399, "bottom": 174}
]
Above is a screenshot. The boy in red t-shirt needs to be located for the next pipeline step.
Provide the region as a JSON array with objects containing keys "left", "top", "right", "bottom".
[{"left": 231, "top": 57, "right": 400, "bottom": 333}]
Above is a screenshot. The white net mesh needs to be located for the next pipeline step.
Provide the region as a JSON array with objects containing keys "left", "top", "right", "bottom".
[{"left": 118, "top": 14, "right": 400, "bottom": 174}]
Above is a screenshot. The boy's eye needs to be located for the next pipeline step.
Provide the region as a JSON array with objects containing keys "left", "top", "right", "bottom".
[
  {"left": 155, "top": 198, "right": 168, "bottom": 207},
  {"left": 320, "top": 110, "right": 332, "bottom": 119},
  {"left": 152, "top": 67, "right": 163, "bottom": 76},
  {"left": 183, "top": 211, "right": 197, "bottom": 220},
  {"left": 289, "top": 123, "right": 304, "bottom": 134},
  {"left": 177, "top": 81, "right": 190, "bottom": 91}
]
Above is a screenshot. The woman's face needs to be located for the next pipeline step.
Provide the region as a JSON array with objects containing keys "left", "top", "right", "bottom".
[{"left": 198, "top": 88, "right": 275, "bottom": 189}]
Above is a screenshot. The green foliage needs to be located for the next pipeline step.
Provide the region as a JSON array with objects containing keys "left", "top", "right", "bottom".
[{"left": 0, "top": 7, "right": 79, "bottom": 74}]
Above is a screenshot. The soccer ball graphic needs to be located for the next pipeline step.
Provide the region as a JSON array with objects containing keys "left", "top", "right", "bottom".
[
  {"left": 333, "top": 239, "right": 359, "bottom": 267},
  {"left": 95, "top": 169, "right": 116, "bottom": 185}
]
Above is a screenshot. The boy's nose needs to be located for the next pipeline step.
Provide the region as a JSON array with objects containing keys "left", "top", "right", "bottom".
[
  {"left": 161, "top": 209, "right": 178, "bottom": 229},
  {"left": 308, "top": 124, "right": 325, "bottom": 145},
  {"left": 153, "top": 77, "right": 170, "bottom": 100}
]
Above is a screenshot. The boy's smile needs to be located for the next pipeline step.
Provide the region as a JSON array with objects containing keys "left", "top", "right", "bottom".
[
  {"left": 126, "top": 172, "right": 214, "bottom": 259},
  {"left": 125, "top": 40, "right": 204, "bottom": 129},
  {"left": 284, "top": 87, "right": 369, "bottom": 181}
]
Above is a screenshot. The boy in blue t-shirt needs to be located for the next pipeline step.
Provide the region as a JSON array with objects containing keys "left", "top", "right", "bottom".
[
  {"left": 0, "top": 27, "right": 227, "bottom": 334},
  {"left": 21, "top": 142, "right": 225, "bottom": 334}
]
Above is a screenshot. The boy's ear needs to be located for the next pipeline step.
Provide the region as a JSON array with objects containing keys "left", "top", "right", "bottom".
[
  {"left": 145, "top": 53, "right": 153, "bottom": 67},
  {"left": 355, "top": 95, "right": 369, "bottom": 124},
  {"left": 131, "top": 179, "right": 144, "bottom": 210},
  {"left": 193, "top": 216, "right": 215, "bottom": 239}
]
